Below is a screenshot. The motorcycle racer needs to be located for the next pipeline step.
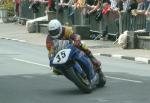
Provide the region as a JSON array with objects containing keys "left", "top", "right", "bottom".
[{"left": 46, "top": 19, "right": 105, "bottom": 80}]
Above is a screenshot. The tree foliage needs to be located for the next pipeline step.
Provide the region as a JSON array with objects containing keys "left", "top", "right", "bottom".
[{"left": 0, "top": 0, "right": 14, "bottom": 16}]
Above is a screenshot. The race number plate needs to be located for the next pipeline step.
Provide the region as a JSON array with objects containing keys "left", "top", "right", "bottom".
[{"left": 53, "top": 49, "right": 71, "bottom": 64}]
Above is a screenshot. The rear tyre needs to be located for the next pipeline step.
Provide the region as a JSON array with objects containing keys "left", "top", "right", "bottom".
[{"left": 63, "top": 68, "right": 92, "bottom": 93}]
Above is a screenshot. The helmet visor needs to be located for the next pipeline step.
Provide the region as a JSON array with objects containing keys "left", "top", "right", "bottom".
[{"left": 49, "top": 28, "right": 60, "bottom": 36}]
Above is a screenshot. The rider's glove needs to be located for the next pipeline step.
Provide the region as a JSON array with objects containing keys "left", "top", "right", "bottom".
[{"left": 73, "top": 40, "right": 82, "bottom": 47}]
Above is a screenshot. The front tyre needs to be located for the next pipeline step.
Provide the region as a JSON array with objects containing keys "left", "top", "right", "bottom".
[{"left": 63, "top": 67, "right": 92, "bottom": 93}]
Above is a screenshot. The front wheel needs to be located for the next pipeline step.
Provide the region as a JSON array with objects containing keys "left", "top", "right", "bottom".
[{"left": 63, "top": 67, "right": 92, "bottom": 93}]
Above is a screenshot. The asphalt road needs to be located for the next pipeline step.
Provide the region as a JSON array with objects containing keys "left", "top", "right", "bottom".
[{"left": 0, "top": 39, "right": 150, "bottom": 103}]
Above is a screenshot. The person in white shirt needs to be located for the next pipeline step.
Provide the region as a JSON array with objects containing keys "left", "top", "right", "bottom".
[{"left": 110, "top": 0, "right": 118, "bottom": 9}]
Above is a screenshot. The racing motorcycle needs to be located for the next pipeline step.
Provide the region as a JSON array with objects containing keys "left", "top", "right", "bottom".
[{"left": 50, "top": 40, "right": 106, "bottom": 93}]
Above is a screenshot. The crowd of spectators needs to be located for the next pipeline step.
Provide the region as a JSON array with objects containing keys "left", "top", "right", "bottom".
[
  {"left": 13, "top": 0, "right": 150, "bottom": 39},
  {"left": 12, "top": 0, "right": 150, "bottom": 19},
  {"left": 54, "top": 0, "right": 150, "bottom": 39}
]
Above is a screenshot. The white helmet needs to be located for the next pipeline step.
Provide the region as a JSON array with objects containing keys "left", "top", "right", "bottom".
[{"left": 48, "top": 19, "right": 62, "bottom": 38}]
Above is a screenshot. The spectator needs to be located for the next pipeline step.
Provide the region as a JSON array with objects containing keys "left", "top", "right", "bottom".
[
  {"left": 86, "top": 0, "right": 95, "bottom": 5},
  {"left": 111, "top": 0, "right": 123, "bottom": 38},
  {"left": 29, "top": 0, "right": 41, "bottom": 18},
  {"left": 13, "top": 0, "right": 21, "bottom": 17},
  {"left": 131, "top": 0, "right": 146, "bottom": 16},
  {"left": 145, "top": 3, "right": 150, "bottom": 15},
  {"left": 58, "top": 0, "right": 76, "bottom": 24},
  {"left": 136, "top": 0, "right": 146, "bottom": 10},
  {"left": 75, "top": 0, "right": 86, "bottom": 8},
  {"left": 86, "top": 0, "right": 111, "bottom": 15},
  {"left": 110, "top": 0, "right": 118, "bottom": 9},
  {"left": 85, "top": 0, "right": 99, "bottom": 15},
  {"left": 29, "top": 0, "right": 48, "bottom": 3},
  {"left": 100, "top": 1, "right": 111, "bottom": 40},
  {"left": 47, "top": 0, "right": 56, "bottom": 11},
  {"left": 85, "top": 0, "right": 111, "bottom": 40},
  {"left": 111, "top": 0, "right": 132, "bottom": 38},
  {"left": 145, "top": 0, "right": 150, "bottom": 13},
  {"left": 58, "top": 0, "right": 87, "bottom": 25},
  {"left": 144, "top": 0, "right": 150, "bottom": 9},
  {"left": 121, "top": 0, "right": 130, "bottom": 11},
  {"left": 145, "top": 4, "right": 150, "bottom": 31},
  {"left": 67, "top": 0, "right": 76, "bottom": 6},
  {"left": 59, "top": 0, "right": 86, "bottom": 8},
  {"left": 112, "top": 0, "right": 123, "bottom": 12},
  {"left": 127, "top": 0, "right": 138, "bottom": 13},
  {"left": 113, "top": 0, "right": 131, "bottom": 12}
]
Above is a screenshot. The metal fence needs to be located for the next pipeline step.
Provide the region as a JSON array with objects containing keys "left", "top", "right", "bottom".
[
  {"left": 119, "top": 12, "right": 146, "bottom": 33},
  {"left": 18, "top": 2, "right": 147, "bottom": 36},
  {"left": 56, "top": 8, "right": 146, "bottom": 36},
  {"left": 19, "top": 0, "right": 46, "bottom": 19}
]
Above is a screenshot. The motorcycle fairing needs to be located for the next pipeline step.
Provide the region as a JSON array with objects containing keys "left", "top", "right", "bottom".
[
  {"left": 53, "top": 49, "right": 71, "bottom": 64},
  {"left": 50, "top": 44, "right": 95, "bottom": 81}
]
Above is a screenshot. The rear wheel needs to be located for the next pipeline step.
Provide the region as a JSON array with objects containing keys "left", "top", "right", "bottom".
[{"left": 63, "top": 67, "right": 92, "bottom": 93}]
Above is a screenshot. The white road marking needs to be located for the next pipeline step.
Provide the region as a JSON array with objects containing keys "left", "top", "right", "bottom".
[
  {"left": 106, "top": 76, "right": 143, "bottom": 83},
  {"left": 13, "top": 58, "right": 50, "bottom": 68},
  {"left": 0, "top": 36, "right": 26, "bottom": 42},
  {"left": 13, "top": 58, "right": 143, "bottom": 83},
  {"left": 22, "top": 75, "right": 33, "bottom": 78},
  {"left": 135, "top": 57, "right": 149, "bottom": 64},
  {"left": 93, "top": 53, "right": 100, "bottom": 56},
  {"left": 112, "top": 54, "right": 123, "bottom": 58}
]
